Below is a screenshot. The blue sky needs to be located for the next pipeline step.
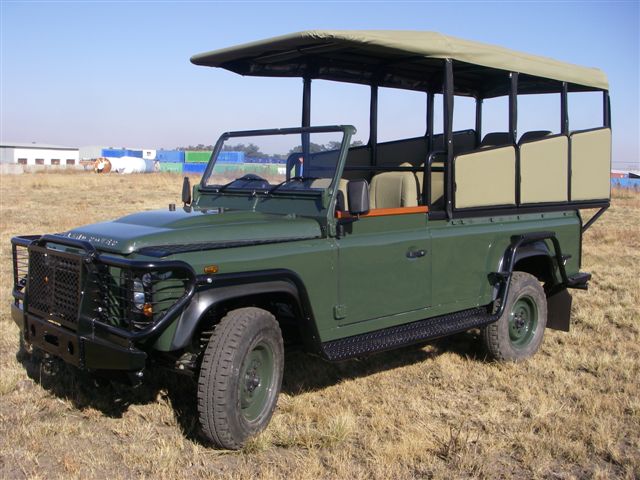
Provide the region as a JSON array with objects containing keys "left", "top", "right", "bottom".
[{"left": 1, "top": 1, "right": 638, "bottom": 169}]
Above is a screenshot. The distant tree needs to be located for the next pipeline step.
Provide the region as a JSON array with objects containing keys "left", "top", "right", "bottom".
[
  {"left": 287, "top": 140, "right": 364, "bottom": 156},
  {"left": 323, "top": 141, "right": 342, "bottom": 151},
  {"left": 175, "top": 139, "right": 364, "bottom": 155},
  {"left": 222, "top": 143, "right": 264, "bottom": 157},
  {"left": 175, "top": 144, "right": 214, "bottom": 151},
  {"left": 324, "top": 140, "right": 364, "bottom": 150},
  {"left": 287, "top": 142, "right": 327, "bottom": 155}
]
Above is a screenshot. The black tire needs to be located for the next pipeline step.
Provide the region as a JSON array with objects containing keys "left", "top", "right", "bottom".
[
  {"left": 197, "top": 307, "right": 284, "bottom": 450},
  {"left": 482, "top": 271, "right": 547, "bottom": 362}
]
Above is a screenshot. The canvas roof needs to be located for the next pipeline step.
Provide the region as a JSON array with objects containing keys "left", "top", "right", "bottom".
[{"left": 191, "top": 30, "right": 608, "bottom": 97}]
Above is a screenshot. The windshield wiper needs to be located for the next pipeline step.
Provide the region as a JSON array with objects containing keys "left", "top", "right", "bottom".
[{"left": 268, "top": 176, "right": 318, "bottom": 195}]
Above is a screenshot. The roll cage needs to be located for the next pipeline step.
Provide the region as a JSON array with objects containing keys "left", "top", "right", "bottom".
[{"left": 192, "top": 30, "right": 611, "bottom": 228}]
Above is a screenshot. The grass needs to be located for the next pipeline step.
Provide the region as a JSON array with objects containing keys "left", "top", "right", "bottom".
[{"left": 0, "top": 172, "right": 638, "bottom": 479}]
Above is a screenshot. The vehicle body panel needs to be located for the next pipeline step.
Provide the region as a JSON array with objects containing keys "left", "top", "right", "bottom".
[{"left": 121, "top": 208, "right": 582, "bottom": 346}]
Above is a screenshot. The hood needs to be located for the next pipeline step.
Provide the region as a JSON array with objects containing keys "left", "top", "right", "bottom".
[{"left": 60, "top": 208, "right": 322, "bottom": 255}]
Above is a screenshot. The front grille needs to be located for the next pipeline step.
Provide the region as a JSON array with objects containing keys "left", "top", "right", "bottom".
[
  {"left": 27, "top": 247, "right": 83, "bottom": 328},
  {"left": 17, "top": 237, "right": 195, "bottom": 335}
]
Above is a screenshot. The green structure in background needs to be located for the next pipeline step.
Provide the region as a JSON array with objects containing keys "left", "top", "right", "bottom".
[
  {"left": 159, "top": 162, "right": 183, "bottom": 173},
  {"left": 185, "top": 151, "right": 212, "bottom": 163}
]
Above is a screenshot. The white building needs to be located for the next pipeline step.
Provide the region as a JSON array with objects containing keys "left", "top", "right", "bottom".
[
  {"left": 0, "top": 142, "right": 80, "bottom": 166},
  {"left": 78, "top": 146, "right": 156, "bottom": 160},
  {"left": 78, "top": 145, "right": 105, "bottom": 161},
  {"left": 142, "top": 149, "right": 156, "bottom": 160}
]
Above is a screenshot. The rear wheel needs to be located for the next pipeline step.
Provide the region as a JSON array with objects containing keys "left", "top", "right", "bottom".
[
  {"left": 197, "top": 307, "right": 284, "bottom": 450},
  {"left": 482, "top": 271, "right": 547, "bottom": 361}
]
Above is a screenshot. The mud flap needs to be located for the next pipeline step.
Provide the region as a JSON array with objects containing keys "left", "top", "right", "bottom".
[{"left": 547, "top": 288, "right": 572, "bottom": 332}]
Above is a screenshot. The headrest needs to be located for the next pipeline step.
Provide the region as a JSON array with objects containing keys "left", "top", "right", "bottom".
[
  {"left": 518, "top": 130, "right": 552, "bottom": 144},
  {"left": 480, "top": 132, "right": 510, "bottom": 147},
  {"left": 379, "top": 161, "right": 414, "bottom": 168}
]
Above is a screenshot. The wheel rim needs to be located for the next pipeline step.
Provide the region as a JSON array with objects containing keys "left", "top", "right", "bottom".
[
  {"left": 508, "top": 295, "right": 538, "bottom": 348},
  {"left": 239, "top": 341, "right": 275, "bottom": 422}
]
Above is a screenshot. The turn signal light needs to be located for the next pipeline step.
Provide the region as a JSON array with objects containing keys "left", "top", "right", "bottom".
[
  {"left": 143, "top": 303, "right": 153, "bottom": 318},
  {"left": 204, "top": 265, "right": 219, "bottom": 274}
]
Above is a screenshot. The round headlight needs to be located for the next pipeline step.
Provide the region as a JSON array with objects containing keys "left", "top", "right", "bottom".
[{"left": 132, "top": 279, "right": 145, "bottom": 310}]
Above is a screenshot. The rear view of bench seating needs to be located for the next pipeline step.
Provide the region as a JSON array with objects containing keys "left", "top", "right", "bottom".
[
  {"left": 571, "top": 128, "right": 611, "bottom": 201},
  {"left": 520, "top": 135, "right": 568, "bottom": 203},
  {"left": 454, "top": 146, "right": 516, "bottom": 208},
  {"left": 451, "top": 127, "right": 611, "bottom": 210}
]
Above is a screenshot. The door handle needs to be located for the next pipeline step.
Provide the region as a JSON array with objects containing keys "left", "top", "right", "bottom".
[{"left": 406, "top": 249, "right": 426, "bottom": 259}]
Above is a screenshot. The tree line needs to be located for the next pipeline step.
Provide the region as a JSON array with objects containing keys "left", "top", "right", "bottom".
[{"left": 176, "top": 140, "right": 364, "bottom": 159}]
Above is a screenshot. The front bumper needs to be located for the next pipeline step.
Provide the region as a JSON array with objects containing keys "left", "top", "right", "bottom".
[
  {"left": 10, "top": 233, "right": 197, "bottom": 373},
  {"left": 12, "top": 302, "right": 147, "bottom": 371}
]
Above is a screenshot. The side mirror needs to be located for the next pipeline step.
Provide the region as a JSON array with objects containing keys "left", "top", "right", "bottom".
[
  {"left": 347, "top": 179, "right": 370, "bottom": 216},
  {"left": 182, "top": 176, "right": 191, "bottom": 206}
]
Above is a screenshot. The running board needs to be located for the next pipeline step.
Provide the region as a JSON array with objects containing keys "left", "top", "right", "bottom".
[
  {"left": 320, "top": 307, "right": 496, "bottom": 361},
  {"left": 566, "top": 272, "right": 591, "bottom": 290}
]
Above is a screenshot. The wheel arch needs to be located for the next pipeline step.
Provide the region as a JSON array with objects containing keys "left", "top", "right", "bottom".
[
  {"left": 169, "top": 270, "right": 321, "bottom": 354},
  {"left": 511, "top": 241, "right": 557, "bottom": 284},
  {"left": 494, "top": 234, "right": 572, "bottom": 332},
  {"left": 495, "top": 236, "right": 565, "bottom": 291}
]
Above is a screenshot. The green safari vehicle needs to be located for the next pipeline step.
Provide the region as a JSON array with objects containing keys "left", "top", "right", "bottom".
[{"left": 11, "top": 31, "right": 612, "bottom": 449}]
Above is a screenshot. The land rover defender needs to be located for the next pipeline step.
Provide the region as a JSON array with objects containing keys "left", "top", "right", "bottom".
[{"left": 11, "top": 31, "right": 611, "bottom": 449}]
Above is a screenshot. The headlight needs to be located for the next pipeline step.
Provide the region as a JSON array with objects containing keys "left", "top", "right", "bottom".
[
  {"left": 132, "top": 274, "right": 153, "bottom": 317},
  {"left": 132, "top": 280, "right": 146, "bottom": 310}
]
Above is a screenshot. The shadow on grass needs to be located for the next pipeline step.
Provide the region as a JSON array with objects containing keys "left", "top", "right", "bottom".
[
  {"left": 16, "top": 329, "right": 487, "bottom": 445},
  {"left": 16, "top": 344, "right": 204, "bottom": 442},
  {"left": 281, "top": 329, "right": 487, "bottom": 395}
]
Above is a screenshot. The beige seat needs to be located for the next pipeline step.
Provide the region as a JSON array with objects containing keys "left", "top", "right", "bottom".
[
  {"left": 415, "top": 163, "right": 444, "bottom": 207},
  {"left": 369, "top": 163, "right": 420, "bottom": 209},
  {"left": 337, "top": 178, "right": 349, "bottom": 211},
  {"left": 311, "top": 178, "right": 350, "bottom": 211}
]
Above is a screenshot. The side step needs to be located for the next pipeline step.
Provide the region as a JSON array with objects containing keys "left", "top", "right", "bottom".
[
  {"left": 320, "top": 307, "right": 495, "bottom": 361},
  {"left": 566, "top": 272, "right": 591, "bottom": 290}
]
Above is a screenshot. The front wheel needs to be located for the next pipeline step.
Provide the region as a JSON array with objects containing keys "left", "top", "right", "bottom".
[
  {"left": 197, "top": 307, "right": 284, "bottom": 450},
  {"left": 482, "top": 271, "right": 547, "bottom": 362}
]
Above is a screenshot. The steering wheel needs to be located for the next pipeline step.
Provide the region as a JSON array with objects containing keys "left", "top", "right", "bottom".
[{"left": 239, "top": 173, "right": 268, "bottom": 182}]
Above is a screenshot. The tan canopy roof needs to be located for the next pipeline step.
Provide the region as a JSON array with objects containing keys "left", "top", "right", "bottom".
[{"left": 191, "top": 30, "right": 608, "bottom": 97}]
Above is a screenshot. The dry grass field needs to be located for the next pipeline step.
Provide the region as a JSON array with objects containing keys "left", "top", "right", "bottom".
[{"left": 0, "top": 172, "right": 638, "bottom": 479}]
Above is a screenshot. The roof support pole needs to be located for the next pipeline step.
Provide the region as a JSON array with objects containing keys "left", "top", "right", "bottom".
[
  {"left": 562, "top": 82, "right": 571, "bottom": 202},
  {"left": 369, "top": 85, "right": 379, "bottom": 166},
  {"left": 509, "top": 72, "right": 519, "bottom": 205},
  {"left": 603, "top": 91, "right": 611, "bottom": 128},
  {"left": 302, "top": 77, "right": 312, "bottom": 128},
  {"left": 508, "top": 72, "right": 518, "bottom": 144},
  {"left": 426, "top": 92, "right": 434, "bottom": 150},
  {"left": 475, "top": 97, "right": 483, "bottom": 147},
  {"left": 444, "top": 59, "right": 454, "bottom": 219},
  {"left": 424, "top": 92, "right": 435, "bottom": 206},
  {"left": 301, "top": 77, "right": 312, "bottom": 172},
  {"left": 561, "top": 82, "right": 569, "bottom": 135}
]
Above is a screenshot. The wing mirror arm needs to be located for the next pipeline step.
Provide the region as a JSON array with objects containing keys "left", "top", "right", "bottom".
[{"left": 182, "top": 176, "right": 192, "bottom": 207}]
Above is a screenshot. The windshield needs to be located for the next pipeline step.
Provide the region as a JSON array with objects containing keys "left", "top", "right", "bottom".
[{"left": 202, "top": 128, "right": 348, "bottom": 193}]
